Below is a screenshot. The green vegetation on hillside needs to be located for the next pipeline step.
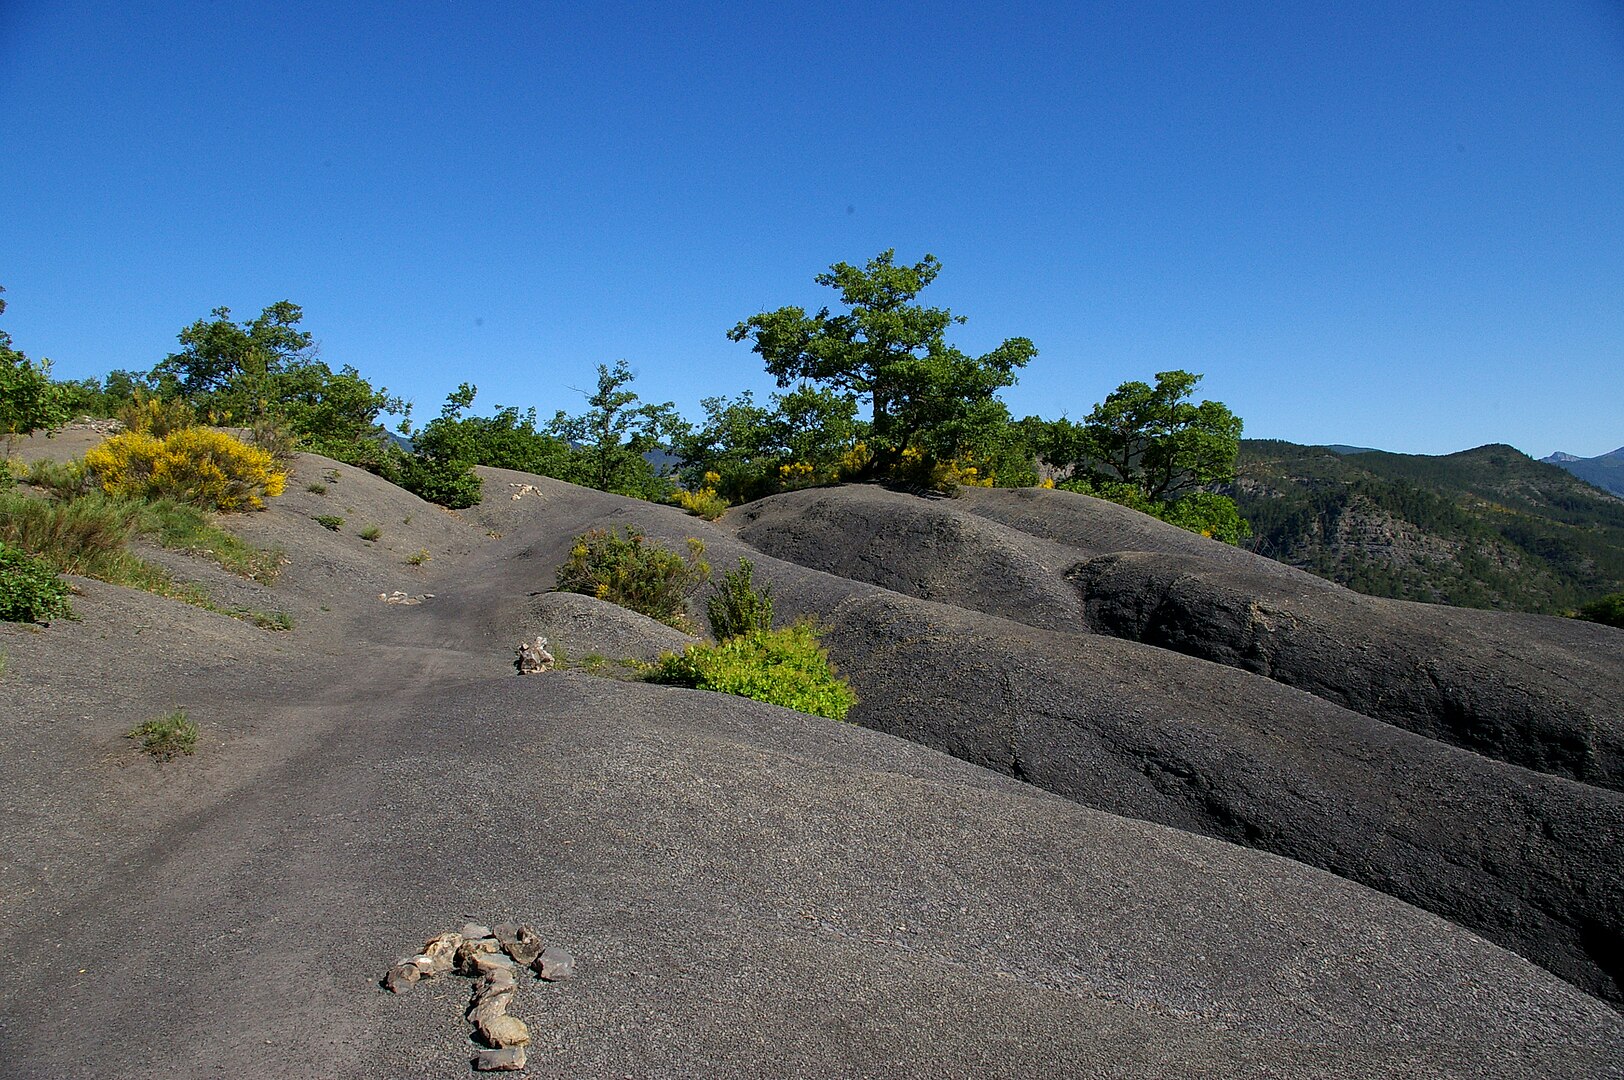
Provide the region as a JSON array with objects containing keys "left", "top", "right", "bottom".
[
  {"left": 1233, "top": 440, "right": 1624, "bottom": 613},
  {"left": 10, "top": 254, "right": 1250, "bottom": 546}
]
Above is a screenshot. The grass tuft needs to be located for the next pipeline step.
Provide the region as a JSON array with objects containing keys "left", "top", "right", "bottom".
[{"left": 128, "top": 710, "right": 198, "bottom": 761}]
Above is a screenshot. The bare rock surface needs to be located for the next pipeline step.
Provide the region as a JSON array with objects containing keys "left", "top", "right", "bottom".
[
  {"left": 737, "top": 484, "right": 1624, "bottom": 791},
  {"left": 1, "top": 448, "right": 1621, "bottom": 1077}
]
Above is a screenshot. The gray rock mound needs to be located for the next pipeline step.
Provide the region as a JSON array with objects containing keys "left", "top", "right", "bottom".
[
  {"left": 736, "top": 484, "right": 1624, "bottom": 792},
  {"left": 1072, "top": 550, "right": 1624, "bottom": 789},
  {"left": 814, "top": 590, "right": 1624, "bottom": 1005}
]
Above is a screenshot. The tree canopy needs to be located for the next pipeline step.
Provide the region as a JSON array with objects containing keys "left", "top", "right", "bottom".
[
  {"left": 728, "top": 250, "right": 1036, "bottom": 477},
  {"left": 150, "top": 302, "right": 405, "bottom": 463},
  {"left": 0, "top": 286, "right": 67, "bottom": 444},
  {"left": 548, "top": 360, "right": 684, "bottom": 498},
  {"left": 1045, "top": 370, "right": 1243, "bottom": 500}
]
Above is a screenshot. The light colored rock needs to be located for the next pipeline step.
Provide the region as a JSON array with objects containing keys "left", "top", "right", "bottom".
[
  {"left": 412, "top": 931, "right": 463, "bottom": 977},
  {"left": 384, "top": 960, "right": 421, "bottom": 994},
  {"left": 473, "top": 1046, "right": 527, "bottom": 1072},
  {"left": 533, "top": 946, "right": 575, "bottom": 981},
  {"left": 472, "top": 951, "right": 520, "bottom": 978},
  {"left": 455, "top": 936, "right": 502, "bottom": 975},
  {"left": 476, "top": 1012, "right": 531, "bottom": 1049},
  {"left": 459, "top": 923, "right": 494, "bottom": 941},
  {"left": 515, "top": 635, "right": 555, "bottom": 674}
]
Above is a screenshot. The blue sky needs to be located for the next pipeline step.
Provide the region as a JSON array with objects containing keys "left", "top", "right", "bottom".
[{"left": 3, "top": 0, "right": 1621, "bottom": 458}]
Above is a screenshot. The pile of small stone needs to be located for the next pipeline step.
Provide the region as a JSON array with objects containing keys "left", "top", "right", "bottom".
[
  {"left": 384, "top": 920, "right": 576, "bottom": 1073},
  {"left": 509, "top": 483, "right": 542, "bottom": 501},
  {"left": 380, "top": 591, "right": 434, "bottom": 605},
  {"left": 515, "top": 636, "right": 555, "bottom": 674}
]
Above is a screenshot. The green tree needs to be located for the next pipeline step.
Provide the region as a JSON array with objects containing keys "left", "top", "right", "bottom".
[
  {"left": 728, "top": 250, "right": 1036, "bottom": 478},
  {"left": 1043, "top": 371, "right": 1248, "bottom": 544},
  {"left": 549, "top": 360, "right": 685, "bottom": 498},
  {"left": 1052, "top": 370, "right": 1243, "bottom": 500},
  {"left": 0, "top": 287, "right": 68, "bottom": 446},
  {"left": 674, "top": 386, "right": 860, "bottom": 502},
  {"left": 151, "top": 302, "right": 406, "bottom": 463}
]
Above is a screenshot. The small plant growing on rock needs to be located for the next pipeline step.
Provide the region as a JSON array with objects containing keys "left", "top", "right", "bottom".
[
  {"left": 407, "top": 548, "right": 431, "bottom": 566},
  {"left": 555, "top": 526, "right": 709, "bottom": 628},
  {"left": 306, "top": 482, "right": 327, "bottom": 495},
  {"left": 127, "top": 709, "right": 198, "bottom": 761},
  {"left": 707, "top": 557, "right": 774, "bottom": 640},
  {"left": 649, "top": 621, "right": 856, "bottom": 721},
  {"left": 359, "top": 525, "right": 382, "bottom": 542},
  {"left": 315, "top": 514, "right": 344, "bottom": 531},
  {"left": 0, "top": 539, "right": 72, "bottom": 623}
]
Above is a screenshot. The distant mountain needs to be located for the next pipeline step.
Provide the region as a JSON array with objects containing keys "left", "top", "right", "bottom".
[
  {"left": 1229, "top": 440, "right": 1624, "bottom": 614},
  {"left": 1540, "top": 447, "right": 1624, "bottom": 499}
]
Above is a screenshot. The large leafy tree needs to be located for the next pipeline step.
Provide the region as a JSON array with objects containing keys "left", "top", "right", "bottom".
[
  {"left": 151, "top": 302, "right": 405, "bottom": 460},
  {"left": 0, "top": 287, "right": 67, "bottom": 445},
  {"left": 728, "top": 250, "right": 1036, "bottom": 476}
]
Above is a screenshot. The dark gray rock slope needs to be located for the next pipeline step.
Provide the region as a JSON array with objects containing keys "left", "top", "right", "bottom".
[
  {"left": 726, "top": 483, "right": 1624, "bottom": 1004},
  {"left": 735, "top": 485, "right": 1624, "bottom": 792}
]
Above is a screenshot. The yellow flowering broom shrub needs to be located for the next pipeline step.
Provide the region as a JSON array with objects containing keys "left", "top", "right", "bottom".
[{"left": 86, "top": 427, "right": 287, "bottom": 512}]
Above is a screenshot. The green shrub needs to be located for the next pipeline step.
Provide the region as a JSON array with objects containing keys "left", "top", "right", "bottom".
[
  {"left": 649, "top": 622, "right": 857, "bottom": 721},
  {"left": 0, "top": 539, "right": 72, "bottom": 622},
  {"left": 555, "top": 526, "right": 710, "bottom": 628},
  {"left": 1057, "top": 477, "right": 1251, "bottom": 545},
  {"left": 23, "top": 457, "right": 95, "bottom": 500},
  {"left": 127, "top": 710, "right": 198, "bottom": 761},
  {"left": 116, "top": 393, "right": 198, "bottom": 438},
  {"left": 407, "top": 548, "right": 431, "bottom": 567},
  {"left": 0, "top": 491, "right": 140, "bottom": 574},
  {"left": 306, "top": 482, "right": 327, "bottom": 494},
  {"left": 359, "top": 524, "right": 382, "bottom": 542},
  {"left": 1575, "top": 592, "right": 1624, "bottom": 629},
  {"left": 707, "top": 557, "right": 774, "bottom": 640},
  {"left": 399, "top": 455, "right": 483, "bottom": 509},
  {"left": 315, "top": 514, "right": 343, "bottom": 531}
]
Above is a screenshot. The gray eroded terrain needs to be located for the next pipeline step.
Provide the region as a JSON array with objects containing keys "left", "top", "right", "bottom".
[{"left": 1, "top": 452, "right": 1620, "bottom": 1078}]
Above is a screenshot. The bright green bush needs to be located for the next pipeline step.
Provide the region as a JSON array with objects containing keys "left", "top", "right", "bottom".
[
  {"left": 23, "top": 458, "right": 96, "bottom": 500},
  {"left": 555, "top": 526, "right": 709, "bottom": 628},
  {"left": 0, "top": 539, "right": 72, "bottom": 622},
  {"left": 1575, "top": 592, "right": 1624, "bottom": 629},
  {"left": 0, "top": 491, "right": 139, "bottom": 574},
  {"left": 649, "top": 622, "right": 857, "bottom": 721},
  {"left": 398, "top": 454, "right": 483, "bottom": 509},
  {"left": 707, "top": 557, "right": 774, "bottom": 640},
  {"left": 86, "top": 427, "right": 287, "bottom": 511}
]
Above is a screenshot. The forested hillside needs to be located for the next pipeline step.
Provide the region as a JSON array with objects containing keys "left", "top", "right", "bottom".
[{"left": 1232, "top": 440, "right": 1624, "bottom": 613}]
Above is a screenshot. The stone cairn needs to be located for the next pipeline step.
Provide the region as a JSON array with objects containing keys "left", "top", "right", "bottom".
[
  {"left": 515, "top": 636, "right": 555, "bottom": 675},
  {"left": 384, "top": 920, "right": 576, "bottom": 1073}
]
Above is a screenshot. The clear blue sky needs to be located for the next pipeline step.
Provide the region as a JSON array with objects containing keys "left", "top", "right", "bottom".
[{"left": 3, "top": 0, "right": 1621, "bottom": 458}]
